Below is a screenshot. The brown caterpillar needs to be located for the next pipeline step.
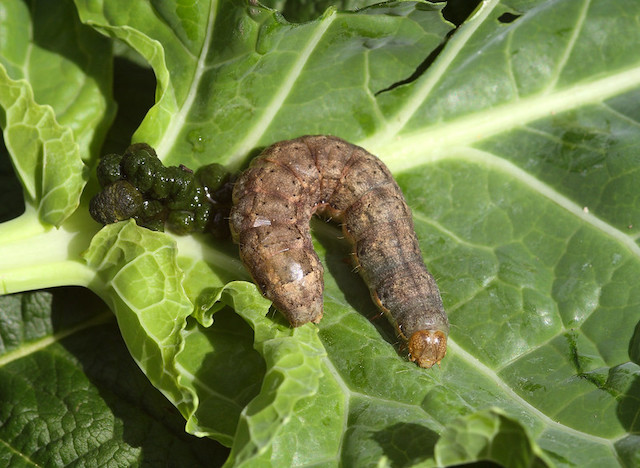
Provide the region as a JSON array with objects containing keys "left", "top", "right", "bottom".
[{"left": 229, "top": 135, "right": 449, "bottom": 368}]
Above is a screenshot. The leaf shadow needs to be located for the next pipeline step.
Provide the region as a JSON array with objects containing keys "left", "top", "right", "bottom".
[
  {"left": 618, "top": 322, "right": 640, "bottom": 433},
  {"left": 617, "top": 374, "right": 640, "bottom": 433},
  {"left": 49, "top": 287, "right": 229, "bottom": 467},
  {"left": 186, "top": 309, "right": 267, "bottom": 441},
  {"left": 0, "top": 138, "right": 25, "bottom": 223},
  {"left": 312, "top": 219, "right": 400, "bottom": 348},
  {"left": 370, "top": 422, "right": 439, "bottom": 467},
  {"left": 27, "top": 0, "right": 115, "bottom": 157},
  {"left": 101, "top": 55, "right": 157, "bottom": 155}
]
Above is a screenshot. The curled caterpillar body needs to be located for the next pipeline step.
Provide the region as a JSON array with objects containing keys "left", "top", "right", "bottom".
[{"left": 230, "top": 136, "right": 449, "bottom": 368}]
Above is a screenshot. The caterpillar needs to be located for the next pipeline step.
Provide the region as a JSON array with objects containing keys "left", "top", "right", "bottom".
[{"left": 230, "top": 135, "right": 449, "bottom": 368}]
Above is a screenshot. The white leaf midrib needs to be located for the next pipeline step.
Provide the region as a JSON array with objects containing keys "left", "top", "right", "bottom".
[
  {"left": 154, "top": 1, "right": 218, "bottom": 158},
  {"left": 0, "top": 311, "right": 113, "bottom": 367},
  {"left": 225, "top": 11, "right": 337, "bottom": 169},
  {"left": 373, "top": 65, "right": 640, "bottom": 173},
  {"left": 361, "top": 0, "right": 499, "bottom": 148}
]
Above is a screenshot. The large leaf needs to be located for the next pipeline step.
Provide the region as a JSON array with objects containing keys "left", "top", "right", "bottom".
[
  {"left": 0, "top": 0, "right": 115, "bottom": 157},
  {"left": 76, "top": 0, "right": 640, "bottom": 464}
]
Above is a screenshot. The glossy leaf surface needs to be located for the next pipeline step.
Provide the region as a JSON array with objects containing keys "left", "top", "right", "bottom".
[{"left": 1, "top": 0, "right": 640, "bottom": 466}]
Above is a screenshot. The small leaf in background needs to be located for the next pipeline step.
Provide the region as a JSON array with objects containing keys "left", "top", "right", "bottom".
[
  {"left": 0, "top": 66, "right": 87, "bottom": 226},
  {"left": 0, "top": 0, "right": 115, "bottom": 226}
]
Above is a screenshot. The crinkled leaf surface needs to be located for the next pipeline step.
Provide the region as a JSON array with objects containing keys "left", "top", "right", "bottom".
[
  {"left": 434, "top": 408, "right": 554, "bottom": 467},
  {"left": 0, "top": 0, "right": 114, "bottom": 226},
  {"left": 0, "top": 288, "right": 228, "bottom": 467},
  {"left": 83, "top": 220, "right": 196, "bottom": 415},
  {"left": 2, "top": 0, "right": 640, "bottom": 466},
  {"left": 0, "top": 67, "right": 86, "bottom": 226},
  {"left": 0, "top": 0, "right": 115, "bottom": 157}
]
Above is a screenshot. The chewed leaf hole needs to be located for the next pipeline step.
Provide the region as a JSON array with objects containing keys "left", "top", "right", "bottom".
[
  {"left": 498, "top": 12, "right": 521, "bottom": 24},
  {"left": 375, "top": 42, "right": 445, "bottom": 96}
]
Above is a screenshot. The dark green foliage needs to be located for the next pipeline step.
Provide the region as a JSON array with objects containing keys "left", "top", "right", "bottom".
[{"left": 89, "top": 143, "right": 234, "bottom": 236}]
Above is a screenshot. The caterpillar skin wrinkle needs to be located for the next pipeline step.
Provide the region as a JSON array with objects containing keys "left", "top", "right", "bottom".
[{"left": 230, "top": 135, "right": 449, "bottom": 368}]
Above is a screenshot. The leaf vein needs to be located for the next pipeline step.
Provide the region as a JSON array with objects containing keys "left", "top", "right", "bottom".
[
  {"left": 0, "top": 311, "right": 113, "bottom": 367},
  {"left": 225, "top": 10, "right": 338, "bottom": 168},
  {"left": 543, "top": 0, "right": 591, "bottom": 93},
  {"left": 154, "top": 0, "right": 218, "bottom": 157},
  {"left": 449, "top": 339, "right": 618, "bottom": 447},
  {"left": 369, "top": 0, "right": 499, "bottom": 144}
]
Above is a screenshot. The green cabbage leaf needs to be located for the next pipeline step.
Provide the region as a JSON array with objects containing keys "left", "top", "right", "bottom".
[{"left": 1, "top": 0, "right": 640, "bottom": 466}]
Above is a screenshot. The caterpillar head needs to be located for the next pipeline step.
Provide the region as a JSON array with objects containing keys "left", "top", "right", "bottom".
[{"left": 407, "top": 330, "right": 447, "bottom": 368}]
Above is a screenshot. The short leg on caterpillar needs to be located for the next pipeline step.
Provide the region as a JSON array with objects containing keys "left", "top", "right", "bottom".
[
  {"left": 230, "top": 135, "right": 449, "bottom": 368},
  {"left": 369, "top": 310, "right": 385, "bottom": 321}
]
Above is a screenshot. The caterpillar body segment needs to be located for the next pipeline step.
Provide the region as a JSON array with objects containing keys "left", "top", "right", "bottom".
[{"left": 230, "top": 135, "right": 449, "bottom": 367}]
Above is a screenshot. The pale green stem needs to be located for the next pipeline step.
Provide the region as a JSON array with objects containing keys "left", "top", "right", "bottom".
[{"left": 0, "top": 208, "right": 99, "bottom": 295}]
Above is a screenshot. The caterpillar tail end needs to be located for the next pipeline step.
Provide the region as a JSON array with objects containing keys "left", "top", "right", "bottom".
[{"left": 408, "top": 330, "right": 447, "bottom": 368}]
